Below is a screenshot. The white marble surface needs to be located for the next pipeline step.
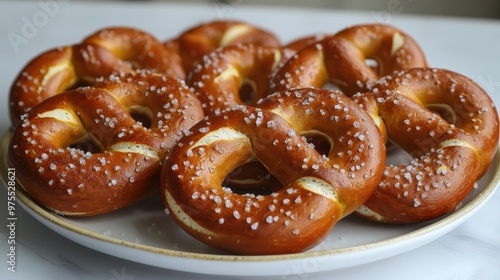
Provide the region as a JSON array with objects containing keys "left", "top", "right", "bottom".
[{"left": 1, "top": 1, "right": 500, "bottom": 279}]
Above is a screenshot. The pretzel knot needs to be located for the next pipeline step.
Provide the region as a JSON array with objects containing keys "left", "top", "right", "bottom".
[
  {"left": 353, "top": 68, "right": 499, "bottom": 223},
  {"left": 271, "top": 24, "right": 427, "bottom": 96},
  {"left": 168, "top": 20, "right": 281, "bottom": 73},
  {"left": 161, "top": 88, "right": 386, "bottom": 255},
  {"left": 9, "top": 26, "right": 184, "bottom": 126},
  {"left": 187, "top": 44, "right": 287, "bottom": 115},
  {"left": 8, "top": 72, "right": 203, "bottom": 216}
]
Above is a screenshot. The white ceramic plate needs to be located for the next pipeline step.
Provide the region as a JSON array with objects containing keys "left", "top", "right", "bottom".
[{"left": 1, "top": 129, "right": 499, "bottom": 277}]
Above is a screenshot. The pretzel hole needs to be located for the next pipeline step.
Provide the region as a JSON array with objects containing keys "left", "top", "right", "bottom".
[
  {"left": 223, "top": 161, "right": 283, "bottom": 195},
  {"left": 302, "top": 131, "right": 332, "bottom": 156},
  {"left": 128, "top": 105, "right": 153, "bottom": 129},
  {"left": 365, "top": 58, "right": 380, "bottom": 73},
  {"left": 67, "top": 80, "right": 91, "bottom": 91},
  {"left": 239, "top": 79, "right": 257, "bottom": 105},
  {"left": 322, "top": 82, "right": 342, "bottom": 92},
  {"left": 386, "top": 142, "right": 413, "bottom": 165},
  {"left": 68, "top": 135, "right": 103, "bottom": 154},
  {"left": 425, "top": 104, "right": 457, "bottom": 124}
]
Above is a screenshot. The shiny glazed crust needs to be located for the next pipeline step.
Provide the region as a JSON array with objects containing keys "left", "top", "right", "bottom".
[
  {"left": 353, "top": 68, "right": 499, "bottom": 223},
  {"left": 8, "top": 72, "right": 203, "bottom": 216},
  {"left": 161, "top": 88, "right": 386, "bottom": 254}
]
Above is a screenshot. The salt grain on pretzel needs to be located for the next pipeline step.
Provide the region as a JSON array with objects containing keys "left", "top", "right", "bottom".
[
  {"left": 9, "top": 26, "right": 184, "bottom": 126},
  {"left": 8, "top": 71, "right": 203, "bottom": 216},
  {"left": 161, "top": 88, "right": 385, "bottom": 254},
  {"left": 353, "top": 68, "right": 499, "bottom": 223},
  {"left": 271, "top": 24, "right": 427, "bottom": 96}
]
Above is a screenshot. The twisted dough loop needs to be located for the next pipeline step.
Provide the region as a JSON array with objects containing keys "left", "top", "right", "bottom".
[
  {"left": 161, "top": 88, "right": 385, "bottom": 254},
  {"left": 9, "top": 26, "right": 184, "bottom": 126},
  {"left": 257, "top": 89, "right": 386, "bottom": 215},
  {"left": 353, "top": 68, "right": 499, "bottom": 223},
  {"left": 83, "top": 27, "right": 185, "bottom": 79},
  {"left": 272, "top": 24, "right": 427, "bottom": 96},
  {"left": 172, "top": 20, "right": 281, "bottom": 73},
  {"left": 188, "top": 44, "right": 286, "bottom": 115},
  {"left": 8, "top": 72, "right": 203, "bottom": 216}
]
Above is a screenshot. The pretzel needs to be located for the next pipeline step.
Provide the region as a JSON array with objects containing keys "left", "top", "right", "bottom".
[
  {"left": 271, "top": 23, "right": 427, "bottom": 96},
  {"left": 172, "top": 20, "right": 281, "bottom": 73},
  {"left": 9, "top": 26, "right": 184, "bottom": 126},
  {"left": 353, "top": 68, "right": 499, "bottom": 223},
  {"left": 161, "top": 88, "right": 386, "bottom": 254},
  {"left": 8, "top": 72, "right": 203, "bottom": 216},
  {"left": 187, "top": 44, "right": 287, "bottom": 115}
]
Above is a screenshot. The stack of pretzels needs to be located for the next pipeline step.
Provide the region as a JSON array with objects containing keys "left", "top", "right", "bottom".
[{"left": 7, "top": 20, "right": 498, "bottom": 255}]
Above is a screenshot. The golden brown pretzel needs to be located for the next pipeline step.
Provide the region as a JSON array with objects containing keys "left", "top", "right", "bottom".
[
  {"left": 8, "top": 72, "right": 203, "bottom": 216},
  {"left": 353, "top": 68, "right": 499, "bottom": 223},
  {"left": 187, "top": 44, "right": 287, "bottom": 115},
  {"left": 161, "top": 88, "right": 385, "bottom": 254},
  {"left": 271, "top": 23, "right": 427, "bottom": 96},
  {"left": 82, "top": 27, "right": 185, "bottom": 79},
  {"left": 9, "top": 26, "right": 184, "bottom": 126},
  {"left": 173, "top": 20, "right": 281, "bottom": 73}
]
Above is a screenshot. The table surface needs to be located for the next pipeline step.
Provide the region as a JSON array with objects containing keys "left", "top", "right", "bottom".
[{"left": 1, "top": 1, "right": 500, "bottom": 280}]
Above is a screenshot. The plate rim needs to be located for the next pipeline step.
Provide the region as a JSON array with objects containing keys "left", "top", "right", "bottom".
[{"left": 2, "top": 128, "right": 500, "bottom": 274}]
